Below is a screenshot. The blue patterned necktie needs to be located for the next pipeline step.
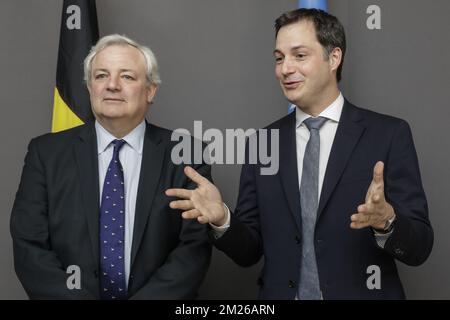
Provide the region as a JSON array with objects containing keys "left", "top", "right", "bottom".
[
  {"left": 298, "top": 116, "right": 328, "bottom": 300},
  {"left": 99, "top": 139, "right": 127, "bottom": 300}
]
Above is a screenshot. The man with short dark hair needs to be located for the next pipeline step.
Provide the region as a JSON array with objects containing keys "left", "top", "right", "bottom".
[{"left": 167, "top": 9, "right": 433, "bottom": 299}]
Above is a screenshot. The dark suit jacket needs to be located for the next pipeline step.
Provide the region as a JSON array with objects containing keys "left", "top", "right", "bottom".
[
  {"left": 10, "top": 121, "right": 212, "bottom": 299},
  {"left": 214, "top": 100, "right": 433, "bottom": 299}
]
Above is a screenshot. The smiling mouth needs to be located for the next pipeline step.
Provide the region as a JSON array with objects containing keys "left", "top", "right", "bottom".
[{"left": 283, "top": 81, "right": 303, "bottom": 89}]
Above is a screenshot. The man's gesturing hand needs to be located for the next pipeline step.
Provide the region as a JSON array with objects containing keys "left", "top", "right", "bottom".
[
  {"left": 350, "top": 161, "right": 396, "bottom": 230},
  {"left": 165, "top": 166, "right": 227, "bottom": 226}
]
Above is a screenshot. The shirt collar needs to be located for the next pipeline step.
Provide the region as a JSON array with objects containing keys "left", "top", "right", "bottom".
[
  {"left": 95, "top": 120, "right": 146, "bottom": 155},
  {"left": 295, "top": 92, "right": 344, "bottom": 128}
]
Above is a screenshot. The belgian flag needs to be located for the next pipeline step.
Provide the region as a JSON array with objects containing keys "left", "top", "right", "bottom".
[{"left": 52, "top": 0, "right": 99, "bottom": 132}]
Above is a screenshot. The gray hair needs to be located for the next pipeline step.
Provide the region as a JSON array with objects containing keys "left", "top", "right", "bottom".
[{"left": 83, "top": 34, "right": 161, "bottom": 85}]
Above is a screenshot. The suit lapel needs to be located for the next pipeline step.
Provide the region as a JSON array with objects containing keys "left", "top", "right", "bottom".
[
  {"left": 74, "top": 122, "right": 100, "bottom": 266},
  {"left": 130, "top": 122, "right": 166, "bottom": 268},
  {"left": 317, "top": 101, "right": 366, "bottom": 219},
  {"left": 278, "top": 112, "right": 302, "bottom": 232}
]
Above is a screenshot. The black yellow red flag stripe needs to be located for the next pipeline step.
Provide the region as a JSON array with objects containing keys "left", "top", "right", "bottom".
[{"left": 52, "top": 0, "right": 99, "bottom": 132}]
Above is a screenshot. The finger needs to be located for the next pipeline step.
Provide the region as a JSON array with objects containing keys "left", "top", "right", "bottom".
[
  {"left": 184, "top": 166, "right": 210, "bottom": 186},
  {"left": 357, "top": 204, "right": 366, "bottom": 213},
  {"left": 371, "top": 193, "right": 382, "bottom": 203},
  {"left": 368, "top": 184, "right": 385, "bottom": 204},
  {"left": 350, "top": 221, "right": 369, "bottom": 229},
  {"left": 165, "top": 188, "right": 192, "bottom": 199},
  {"left": 197, "top": 215, "right": 210, "bottom": 224},
  {"left": 372, "top": 161, "right": 384, "bottom": 185},
  {"left": 181, "top": 209, "right": 202, "bottom": 220},
  {"left": 350, "top": 213, "right": 371, "bottom": 229},
  {"left": 352, "top": 212, "right": 373, "bottom": 226},
  {"left": 351, "top": 213, "right": 367, "bottom": 223},
  {"left": 169, "top": 200, "right": 194, "bottom": 210}
]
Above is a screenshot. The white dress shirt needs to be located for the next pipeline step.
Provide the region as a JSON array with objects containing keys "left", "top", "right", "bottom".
[
  {"left": 295, "top": 93, "right": 344, "bottom": 200},
  {"left": 96, "top": 120, "right": 145, "bottom": 287}
]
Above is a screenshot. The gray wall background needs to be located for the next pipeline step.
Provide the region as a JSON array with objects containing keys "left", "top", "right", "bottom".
[{"left": 0, "top": 0, "right": 448, "bottom": 299}]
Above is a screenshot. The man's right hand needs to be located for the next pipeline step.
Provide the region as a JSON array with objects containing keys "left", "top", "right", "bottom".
[{"left": 165, "top": 166, "right": 227, "bottom": 226}]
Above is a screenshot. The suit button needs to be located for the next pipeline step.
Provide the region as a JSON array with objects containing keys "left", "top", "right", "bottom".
[
  {"left": 295, "top": 235, "right": 301, "bottom": 244},
  {"left": 288, "top": 280, "right": 296, "bottom": 288},
  {"left": 316, "top": 239, "right": 323, "bottom": 244},
  {"left": 394, "top": 248, "right": 404, "bottom": 256},
  {"left": 130, "top": 274, "right": 134, "bottom": 279}
]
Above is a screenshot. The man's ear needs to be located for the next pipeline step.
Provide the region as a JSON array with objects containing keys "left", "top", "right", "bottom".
[
  {"left": 147, "top": 83, "right": 158, "bottom": 104},
  {"left": 329, "top": 47, "right": 342, "bottom": 73}
]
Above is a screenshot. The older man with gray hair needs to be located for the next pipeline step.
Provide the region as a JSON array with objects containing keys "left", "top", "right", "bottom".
[{"left": 10, "top": 34, "right": 212, "bottom": 300}]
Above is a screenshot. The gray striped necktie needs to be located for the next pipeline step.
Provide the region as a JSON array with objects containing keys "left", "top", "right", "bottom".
[{"left": 298, "top": 116, "right": 328, "bottom": 300}]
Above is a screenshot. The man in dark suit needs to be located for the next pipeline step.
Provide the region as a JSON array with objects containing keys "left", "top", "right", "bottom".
[
  {"left": 10, "top": 34, "right": 211, "bottom": 299},
  {"left": 166, "top": 9, "right": 433, "bottom": 299}
]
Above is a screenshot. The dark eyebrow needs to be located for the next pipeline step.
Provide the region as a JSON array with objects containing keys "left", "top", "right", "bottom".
[
  {"left": 291, "top": 45, "right": 310, "bottom": 51},
  {"left": 273, "top": 49, "right": 283, "bottom": 55},
  {"left": 273, "top": 45, "right": 310, "bottom": 56}
]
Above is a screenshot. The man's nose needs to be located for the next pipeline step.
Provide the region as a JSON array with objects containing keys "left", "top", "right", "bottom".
[
  {"left": 281, "top": 57, "right": 296, "bottom": 76},
  {"left": 107, "top": 75, "right": 121, "bottom": 91}
]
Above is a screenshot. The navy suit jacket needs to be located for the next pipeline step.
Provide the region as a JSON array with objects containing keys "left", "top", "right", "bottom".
[
  {"left": 214, "top": 100, "right": 433, "bottom": 299},
  {"left": 10, "top": 121, "right": 212, "bottom": 299}
]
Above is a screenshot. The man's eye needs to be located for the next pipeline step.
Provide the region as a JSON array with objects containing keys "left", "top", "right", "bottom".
[
  {"left": 275, "top": 57, "right": 283, "bottom": 63},
  {"left": 296, "top": 54, "right": 306, "bottom": 59},
  {"left": 95, "top": 74, "right": 107, "bottom": 79},
  {"left": 122, "top": 75, "right": 134, "bottom": 80}
]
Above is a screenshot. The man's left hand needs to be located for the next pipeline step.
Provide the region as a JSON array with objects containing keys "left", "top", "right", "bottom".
[{"left": 350, "top": 161, "right": 395, "bottom": 230}]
